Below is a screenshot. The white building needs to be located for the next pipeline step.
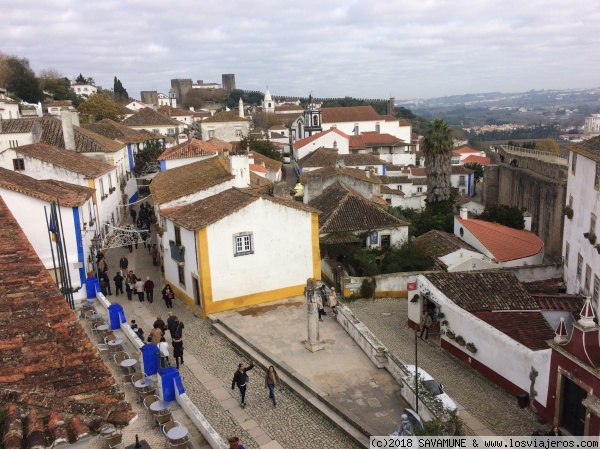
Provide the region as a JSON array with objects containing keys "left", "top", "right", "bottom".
[
  {"left": 249, "top": 151, "right": 282, "bottom": 182},
  {"left": 349, "top": 132, "right": 416, "bottom": 166},
  {"left": 293, "top": 128, "right": 350, "bottom": 161},
  {"left": 70, "top": 82, "right": 98, "bottom": 98},
  {"left": 159, "top": 188, "right": 321, "bottom": 315},
  {"left": 451, "top": 165, "right": 475, "bottom": 196},
  {"left": 379, "top": 175, "right": 427, "bottom": 209},
  {"left": 0, "top": 168, "right": 96, "bottom": 301},
  {"left": 157, "top": 138, "right": 226, "bottom": 171},
  {"left": 0, "top": 119, "right": 41, "bottom": 151},
  {"left": 0, "top": 89, "right": 20, "bottom": 119},
  {"left": 122, "top": 107, "right": 186, "bottom": 137},
  {"left": 157, "top": 105, "right": 194, "bottom": 126},
  {"left": 584, "top": 109, "right": 600, "bottom": 135},
  {"left": 563, "top": 136, "right": 600, "bottom": 302},
  {"left": 200, "top": 111, "right": 250, "bottom": 142},
  {"left": 125, "top": 100, "right": 147, "bottom": 111}
]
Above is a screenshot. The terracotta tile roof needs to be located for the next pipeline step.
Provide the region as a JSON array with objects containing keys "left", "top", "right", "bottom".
[
  {"left": 359, "top": 132, "right": 406, "bottom": 145},
  {"left": 372, "top": 195, "right": 388, "bottom": 205},
  {"left": 83, "top": 119, "right": 150, "bottom": 144},
  {"left": 340, "top": 153, "right": 385, "bottom": 166},
  {"left": 348, "top": 135, "right": 365, "bottom": 150},
  {"left": 309, "top": 182, "right": 409, "bottom": 233},
  {"left": 321, "top": 106, "right": 382, "bottom": 123},
  {"left": 11, "top": 143, "right": 115, "bottom": 179},
  {"left": 380, "top": 185, "right": 405, "bottom": 196},
  {"left": 453, "top": 145, "right": 480, "bottom": 155},
  {"left": 157, "top": 138, "right": 222, "bottom": 161},
  {"left": 150, "top": 157, "right": 234, "bottom": 205},
  {"left": 161, "top": 187, "right": 317, "bottom": 230},
  {"left": 410, "top": 167, "right": 425, "bottom": 177},
  {"left": 45, "top": 100, "right": 75, "bottom": 109},
  {"left": 531, "top": 294, "right": 586, "bottom": 312},
  {"left": 250, "top": 163, "right": 268, "bottom": 174},
  {"left": 297, "top": 148, "right": 338, "bottom": 168},
  {"left": 275, "top": 105, "right": 303, "bottom": 112},
  {"left": 293, "top": 128, "right": 349, "bottom": 150},
  {"left": 411, "top": 178, "right": 427, "bottom": 185},
  {"left": 415, "top": 229, "right": 479, "bottom": 259},
  {"left": 249, "top": 171, "right": 273, "bottom": 189},
  {"left": 473, "top": 311, "right": 554, "bottom": 350},
  {"left": 455, "top": 216, "right": 544, "bottom": 262},
  {"left": 379, "top": 175, "right": 411, "bottom": 184},
  {"left": 320, "top": 233, "right": 361, "bottom": 244},
  {"left": 461, "top": 155, "right": 491, "bottom": 165},
  {"left": 426, "top": 272, "right": 538, "bottom": 311},
  {"left": 0, "top": 119, "right": 37, "bottom": 134},
  {"left": 37, "top": 117, "right": 123, "bottom": 153},
  {"left": 0, "top": 196, "right": 136, "bottom": 438},
  {"left": 269, "top": 125, "right": 287, "bottom": 130},
  {"left": 249, "top": 151, "right": 282, "bottom": 172},
  {"left": 451, "top": 165, "right": 474, "bottom": 175},
  {"left": 569, "top": 134, "right": 600, "bottom": 162},
  {"left": 136, "top": 128, "right": 167, "bottom": 140},
  {"left": 157, "top": 105, "right": 194, "bottom": 117},
  {"left": 121, "top": 107, "right": 182, "bottom": 127},
  {"left": 208, "top": 137, "right": 233, "bottom": 151},
  {"left": 0, "top": 168, "right": 94, "bottom": 206},
  {"left": 201, "top": 110, "right": 249, "bottom": 123},
  {"left": 299, "top": 166, "right": 382, "bottom": 185},
  {"left": 384, "top": 164, "right": 404, "bottom": 172}
]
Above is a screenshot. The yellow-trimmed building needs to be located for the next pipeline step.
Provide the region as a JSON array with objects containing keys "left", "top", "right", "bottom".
[{"left": 160, "top": 188, "right": 321, "bottom": 316}]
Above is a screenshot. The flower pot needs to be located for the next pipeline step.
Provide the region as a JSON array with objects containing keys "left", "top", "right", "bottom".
[
  {"left": 446, "top": 332, "right": 455, "bottom": 340},
  {"left": 466, "top": 344, "right": 477, "bottom": 353},
  {"left": 228, "top": 437, "right": 239, "bottom": 449},
  {"left": 456, "top": 338, "right": 466, "bottom": 346}
]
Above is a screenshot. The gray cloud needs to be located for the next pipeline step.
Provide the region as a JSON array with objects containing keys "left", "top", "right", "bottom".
[{"left": 1, "top": 0, "right": 599, "bottom": 99}]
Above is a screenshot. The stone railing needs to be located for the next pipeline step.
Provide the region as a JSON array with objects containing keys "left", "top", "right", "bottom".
[{"left": 500, "top": 145, "right": 568, "bottom": 165}]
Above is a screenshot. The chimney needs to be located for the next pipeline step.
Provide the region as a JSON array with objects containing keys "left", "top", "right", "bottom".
[
  {"left": 554, "top": 317, "right": 569, "bottom": 344},
  {"left": 578, "top": 297, "right": 596, "bottom": 328},
  {"left": 365, "top": 169, "right": 370, "bottom": 178},
  {"left": 70, "top": 110, "right": 80, "bottom": 127},
  {"left": 459, "top": 207, "right": 468, "bottom": 220},
  {"left": 60, "top": 110, "right": 76, "bottom": 151},
  {"left": 523, "top": 211, "right": 532, "bottom": 231}
]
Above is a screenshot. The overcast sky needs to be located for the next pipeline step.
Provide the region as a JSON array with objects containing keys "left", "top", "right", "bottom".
[{"left": 2, "top": 0, "right": 599, "bottom": 101}]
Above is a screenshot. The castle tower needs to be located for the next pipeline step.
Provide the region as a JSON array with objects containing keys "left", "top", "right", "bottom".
[{"left": 222, "top": 74, "right": 236, "bottom": 94}]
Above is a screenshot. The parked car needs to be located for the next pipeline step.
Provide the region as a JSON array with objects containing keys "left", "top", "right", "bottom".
[
  {"left": 283, "top": 156, "right": 291, "bottom": 164},
  {"left": 404, "top": 365, "right": 458, "bottom": 412}
]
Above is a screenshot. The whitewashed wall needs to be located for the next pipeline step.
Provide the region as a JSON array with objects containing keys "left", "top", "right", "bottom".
[
  {"left": 207, "top": 199, "right": 314, "bottom": 301},
  {"left": 158, "top": 179, "right": 234, "bottom": 210},
  {"left": 164, "top": 155, "right": 214, "bottom": 171},
  {"left": 162, "top": 222, "right": 198, "bottom": 301},
  {"left": 200, "top": 121, "right": 250, "bottom": 142},
  {"left": 0, "top": 132, "right": 35, "bottom": 152},
  {"left": 294, "top": 133, "right": 350, "bottom": 160}
]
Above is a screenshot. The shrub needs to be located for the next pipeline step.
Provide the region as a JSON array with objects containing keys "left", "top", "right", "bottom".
[{"left": 360, "top": 279, "right": 374, "bottom": 299}]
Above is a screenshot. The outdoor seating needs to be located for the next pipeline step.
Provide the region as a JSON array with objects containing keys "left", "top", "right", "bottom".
[
  {"left": 96, "top": 343, "right": 110, "bottom": 356},
  {"left": 168, "top": 440, "right": 189, "bottom": 449},
  {"left": 138, "top": 387, "right": 156, "bottom": 404},
  {"left": 113, "top": 351, "right": 130, "bottom": 365},
  {"left": 154, "top": 410, "right": 172, "bottom": 428},
  {"left": 103, "top": 432, "right": 124, "bottom": 449},
  {"left": 143, "top": 394, "right": 159, "bottom": 413},
  {"left": 103, "top": 332, "right": 116, "bottom": 343},
  {"left": 162, "top": 421, "right": 182, "bottom": 444},
  {"left": 130, "top": 372, "right": 146, "bottom": 386}
]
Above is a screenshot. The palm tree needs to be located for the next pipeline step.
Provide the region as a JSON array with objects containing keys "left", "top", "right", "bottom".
[{"left": 422, "top": 118, "right": 453, "bottom": 204}]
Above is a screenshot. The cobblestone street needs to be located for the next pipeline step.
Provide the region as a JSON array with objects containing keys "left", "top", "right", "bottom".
[
  {"left": 346, "top": 298, "right": 545, "bottom": 436},
  {"left": 101, "top": 206, "right": 362, "bottom": 449}
]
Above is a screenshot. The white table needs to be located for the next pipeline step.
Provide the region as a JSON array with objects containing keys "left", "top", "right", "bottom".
[
  {"left": 134, "top": 378, "right": 153, "bottom": 389},
  {"left": 120, "top": 358, "right": 137, "bottom": 374},
  {"left": 166, "top": 426, "right": 188, "bottom": 441},
  {"left": 89, "top": 313, "right": 102, "bottom": 321},
  {"left": 101, "top": 427, "right": 116, "bottom": 435},
  {"left": 149, "top": 400, "right": 169, "bottom": 412},
  {"left": 107, "top": 338, "right": 123, "bottom": 346}
]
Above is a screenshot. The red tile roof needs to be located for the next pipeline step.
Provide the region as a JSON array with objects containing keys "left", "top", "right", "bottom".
[
  {"left": 455, "top": 216, "right": 544, "bottom": 262},
  {"left": 569, "top": 134, "right": 600, "bottom": 163},
  {"left": 202, "top": 110, "right": 248, "bottom": 123},
  {"left": 410, "top": 167, "right": 425, "bottom": 177},
  {"left": 293, "top": 128, "right": 349, "bottom": 149},
  {"left": 249, "top": 151, "right": 282, "bottom": 172},
  {"left": 250, "top": 163, "right": 268, "bottom": 174},
  {"left": 321, "top": 106, "right": 382, "bottom": 123},
  {"left": 157, "top": 138, "right": 223, "bottom": 161},
  {"left": 462, "top": 155, "right": 491, "bottom": 165},
  {"left": 83, "top": 119, "right": 151, "bottom": 144},
  {"left": 12, "top": 143, "right": 116, "bottom": 179},
  {"left": 451, "top": 165, "right": 474, "bottom": 175},
  {"left": 122, "top": 107, "right": 182, "bottom": 127},
  {"left": 453, "top": 145, "right": 480, "bottom": 155},
  {"left": 0, "top": 196, "right": 136, "bottom": 437},
  {"left": 532, "top": 294, "right": 586, "bottom": 312},
  {"left": 474, "top": 311, "right": 554, "bottom": 350},
  {"left": 38, "top": 117, "right": 123, "bottom": 153},
  {"left": 0, "top": 168, "right": 94, "bottom": 207},
  {"left": 359, "top": 132, "right": 406, "bottom": 145},
  {"left": 414, "top": 229, "right": 479, "bottom": 259},
  {"left": 157, "top": 105, "right": 194, "bottom": 117}
]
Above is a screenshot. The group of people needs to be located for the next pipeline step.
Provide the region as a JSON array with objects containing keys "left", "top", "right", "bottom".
[
  {"left": 232, "top": 361, "right": 281, "bottom": 408},
  {"left": 132, "top": 313, "right": 186, "bottom": 369},
  {"left": 127, "top": 204, "right": 160, "bottom": 266},
  {"left": 316, "top": 285, "right": 338, "bottom": 321}
]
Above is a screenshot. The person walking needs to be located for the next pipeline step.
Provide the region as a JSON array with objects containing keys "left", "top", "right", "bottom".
[
  {"left": 144, "top": 276, "right": 155, "bottom": 303},
  {"left": 119, "top": 255, "right": 128, "bottom": 272},
  {"left": 150, "top": 325, "right": 163, "bottom": 345},
  {"left": 158, "top": 337, "right": 170, "bottom": 368},
  {"left": 153, "top": 315, "right": 167, "bottom": 333},
  {"left": 147, "top": 235, "right": 152, "bottom": 254},
  {"left": 135, "top": 327, "right": 144, "bottom": 340},
  {"left": 125, "top": 276, "right": 133, "bottom": 300},
  {"left": 265, "top": 365, "right": 280, "bottom": 406},
  {"left": 130, "top": 207, "right": 137, "bottom": 224},
  {"left": 328, "top": 287, "right": 338, "bottom": 317},
  {"left": 172, "top": 317, "right": 184, "bottom": 337},
  {"left": 162, "top": 284, "right": 174, "bottom": 308},
  {"left": 135, "top": 277, "right": 145, "bottom": 302},
  {"left": 151, "top": 244, "right": 159, "bottom": 266},
  {"left": 420, "top": 310, "right": 433, "bottom": 340},
  {"left": 231, "top": 361, "right": 255, "bottom": 408},
  {"left": 113, "top": 271, "right": 124, "bottom": 297},
  {"left": 172, "top": 333, "right": 184, "bottom": 369},
  {"left": 167, "top": 312, "right": 177, "bottom": 337}
]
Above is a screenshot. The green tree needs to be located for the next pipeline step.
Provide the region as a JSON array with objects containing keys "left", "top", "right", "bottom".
[
  {"left": 113, "top": 76, "right": 129, "bottom": 103},
  {"left": 239, "top": 136, "right": 282, "bottom": 161},
  {"left": 75, "top": 73, "right": 95, "bottom": 85},
  {"left": 479, "top": 204, "right": 524, "bottom": 230},
  {"left": 78, "top": 92, "right": 124, "bottom": 122},
  {"left": 535, "top": 138, "right": 559, "bottom": 154},
  {"left": 0, "top": 55, "right": 43, "bottom": 103},
  {"left": 380, "top": 240, "right": 433, "bottom": 273},
  {"left": 422, "top": 118, "right": 454, "bottom": 204},
  {"left": 41, "top": 77, "right": 82, "bottom": 104}
]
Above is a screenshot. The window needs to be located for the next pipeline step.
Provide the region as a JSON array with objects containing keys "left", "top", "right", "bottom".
[
  {"left": 577, "top": 254, "right": 583, "bottom": 281},
  {"left": 99, "top": 179, "right": 105, "bottom": 196},
  {"left": 459, "top": 175, "right": 466, "bottom": 186},
  {"left": 153, "top": 129, "right": 159, "bottom": 134},
  {"left": 585, "top": 265, "right": 592, "bottom": 294},
  {"left": 596, "top": 163, "right": 600, "bottom": 188},
  {"left": 594, "top": 275, "right": 600, "bottom": 303},
  {"left": 12, "top": 158, "right": 25, "bottom": 170},
  {"left": 167, "top": 128, "right": 175, "bottom": 135},
  {"left": 572, "top": 153, "right": 577, "bottom": 174},
  {"left": 376, "top": 123, "right": 381, "bottom": 133},
  {"left": 565, "top": 242, "right": 570, "bottom": 266},
  {"left": 178, "top": 265, "right": 185, "bottom": 286},
  {"left": 235, "top": 128, "right": 242, "bottom": 137},
  {"left": 354, "top": 124, "right": 359, "bottom": 135},
  {"left": 591, "top": 214, "right": 597, "bottom": 235},
  {"left": 234, "top": 232, "right": 253, "bottom": 256},
  {"left": 397, "top": 185, "right": 402, "bottom": 191},
  {"left": 381, "top": 235, "right": 391, "bottom": 247},
  {"left": 174, "top": 226, "right": 181, "bottom": 246},
  {"left": 108, "top": 174, "right": 113, "bottom": 190},
  {"left": 417, "top": 187, "right": 423, "bottom": 193},
  {"left": 208, "top": 130, "right": 215, "bottom": 138}
]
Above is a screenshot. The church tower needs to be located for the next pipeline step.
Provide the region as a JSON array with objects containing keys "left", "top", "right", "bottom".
[
  {"left": 263, "top": 86, "right": 275, "bottom": 114},
  {"left": 303, "top": 96, "right": 322, "bottom": 138}
]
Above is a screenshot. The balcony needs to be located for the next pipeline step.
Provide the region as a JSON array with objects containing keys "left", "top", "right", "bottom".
[{"left": 169, "top": 241, "right": 185, "bottom": 263}]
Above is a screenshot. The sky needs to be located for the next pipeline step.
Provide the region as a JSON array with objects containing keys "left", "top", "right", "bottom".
[{"left": 2, "top": 0, "right": 600, "bottom": 101}]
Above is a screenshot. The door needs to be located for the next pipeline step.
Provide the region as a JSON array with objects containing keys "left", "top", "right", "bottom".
[
  {"left": 192, "top": 274, "right": 202, "bottom": 309},
  {"left": 562, "top": 377, "right": 587, "bottom": 435}
]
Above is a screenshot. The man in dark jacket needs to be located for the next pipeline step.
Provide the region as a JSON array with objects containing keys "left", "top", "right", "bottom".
[
  {"left": 119, "top": 256, "right": 128, "bottom": 271},
  {"left": 153, "top": 316, "right": 167, "bottom": 333},
  {"left": 231, "top": 361, "right": 255, "bottom": 407},
  {"left": 113, "top": 271, "right": 124, "bottom": 296},
  {"left": 144, "top": 276, "right": 155, "bottom": 303}
]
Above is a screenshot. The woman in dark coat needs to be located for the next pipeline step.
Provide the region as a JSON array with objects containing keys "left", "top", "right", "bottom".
[{"left": 172, "top": 333, "right": 184, "bottom": 369}]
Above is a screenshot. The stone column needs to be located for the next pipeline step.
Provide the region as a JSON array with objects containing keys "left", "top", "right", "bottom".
[{"left": 305, "top": 278, "right": 322, "bottom": 352}]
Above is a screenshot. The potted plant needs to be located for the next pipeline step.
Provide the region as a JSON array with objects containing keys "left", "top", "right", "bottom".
[
  {"left": 410, "top": 293, "right": 420, "bottom": 303},
  {"left": 589, "top": 232, "right": 597, "bottom": 245},
  {"left": 437, "top": 312, "right": 445, "bottom": 320},
  {"left": 227, "top": 436, "right": 239, "bottom": 449},
  {"left": 455, "top": 335, "right": 466, "bottom": 346},
  {"left": 441, "top": 320, "right": 449, "bottom": 326},
  {"left": 445, "top": 330, "right": 456, "bottom": 339},
  {"left": 466, "top": 342, "right": 477, "bottom": 353},
  {"left": 89, "top": 219, "right": 95, "bottom": 227},
  {"left": 564, "top": 205, "right": 574, "bottom": 219}
]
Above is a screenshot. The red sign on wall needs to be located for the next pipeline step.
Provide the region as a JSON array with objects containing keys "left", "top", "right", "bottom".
[{"left": 407, "top": 282, "right": 417, "bottom": 291}]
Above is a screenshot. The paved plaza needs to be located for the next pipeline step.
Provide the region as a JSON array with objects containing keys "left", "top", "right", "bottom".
[{"left": 346, "top": 298, "right": 545, "bottom": 436}]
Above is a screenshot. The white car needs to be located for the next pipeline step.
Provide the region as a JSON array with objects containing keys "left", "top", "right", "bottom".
[
  {"left": 283, "top": 156, "right": 291, "bottom": 164},
  {"left": 405, "top": 365, "right": 458, "bottom": 412}
]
